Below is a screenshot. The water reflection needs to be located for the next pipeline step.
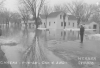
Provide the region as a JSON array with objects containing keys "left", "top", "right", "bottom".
[
  {"left": 0, "top": 26, "right": 100, "bottom": 68},
  {"left": 0, "top": 28, "right": 51, "bottom": 68},
  {"left": 21, "top": 29, "right": 51, "bottom": 68},
  {"left": 40, "top": 29, "right": 100, "bottom": 68},
  {"left": 42, "top": 29, "right": 80, "bottom": 41},
  {"left": 40, "top": 29, "right": 99, "bottom": 42}
]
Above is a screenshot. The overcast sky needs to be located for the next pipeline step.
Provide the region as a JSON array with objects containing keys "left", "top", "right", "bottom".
[
  {"left": 48, "top": 0, "right": 100, "bottom": 6},
  {"left": 4, "top": 0, "right": 100, "bottom": 12}
]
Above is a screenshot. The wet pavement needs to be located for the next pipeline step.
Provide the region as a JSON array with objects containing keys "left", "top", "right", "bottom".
[{"left": 48, "top": 40, "right": 100, "bottom": 68}]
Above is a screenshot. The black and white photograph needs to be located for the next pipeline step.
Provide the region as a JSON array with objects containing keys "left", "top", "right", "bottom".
[{"left": 0, "top": 0, "right": 100, "bottom": 68}]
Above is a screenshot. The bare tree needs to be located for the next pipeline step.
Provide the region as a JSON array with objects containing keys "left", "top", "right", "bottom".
[
  {"left": 91, "top": 13, "right": 100, "bottom": 23},
  {"left": 20, "top": 0, "right": 45, "bottom": 28},
  {"left": 82, "top": 4, "right": 96, "bottom": 22},
  {"left": 54, "top": 5, "right": 62, "bottom": 12},
  {"left": 90, "top": 3, "right": 100, "bottom": 24},
  {"left": 19, "top": 0, "right": 50, "bottom": 68},
  {"left": 65, "top": 1, "right": 84, "bottom": 26},
  {"left": 0, "top": 0, "right": 5, "bottom": 7},
  {"left": 65, "top": 1, "right": 95, "bottom": 26},
  {"left": 1, "top": 9, "right": 11, "bottom": 27},
  {"left": 19, "top": 6, "right": 29, "bottom": 28},
  {"left": 10, "top": 12, "right": 21, "bottom": 26},
  {"left": 0, "top": 0, "right": 7, "bottom": 26},
  {"left": 54, "top": 5, "right": 67, "bottom": 12},
  {"left": 0, "top": 8, "right": 21, "bottom": 27},
  {"left": 65, "top": 1, "right": 97, "bottom": 39}
]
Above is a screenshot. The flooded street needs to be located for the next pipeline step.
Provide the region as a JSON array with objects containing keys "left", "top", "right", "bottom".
[
  {"left": 0, "top": 0, "right": 100, "bottom": 67},
  {"left": 0, "top": 26, "right": 100, "bottom": 68}
]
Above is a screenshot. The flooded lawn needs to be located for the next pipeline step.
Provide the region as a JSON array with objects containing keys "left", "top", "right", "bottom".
[{"left": 0, "top": 26, "right": 100, "bottom": 68}]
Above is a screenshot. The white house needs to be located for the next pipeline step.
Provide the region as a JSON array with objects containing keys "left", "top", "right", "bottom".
[
  {"left": 67, "top": 15, "right": 77, "bottom": 28},
  {"left": 40, "top": 11, "right": 78, "bottom": 29}
]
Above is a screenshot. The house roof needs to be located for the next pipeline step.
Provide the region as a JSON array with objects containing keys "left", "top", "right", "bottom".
[
  {"left": 68, "top": 15, "right": 77, "bottom": 20},
  {"left": 40, "top": 11, "right": 77, "bottom": 20},
  {"left": 40, "top": 11, "right": 62, "bottom": 19},
  {"left": 81, "top": 21, "right": 99, "bottom": 25},
  {"left": 48, "top": 11, "right": 62, "bottom": 18}
]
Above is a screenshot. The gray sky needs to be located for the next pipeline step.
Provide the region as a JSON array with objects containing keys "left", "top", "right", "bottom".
[
  {"left": 48, "top": 0, "right": 100, "bottom": 6},
  {"left": 4, "top": 0, "right": 100, "bottom": 12}
]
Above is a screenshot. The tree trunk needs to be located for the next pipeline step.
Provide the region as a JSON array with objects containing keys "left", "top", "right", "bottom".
[
  {"left": 64, "top": 22, "right": 66, "bottom": 29},
  {"left": 77, "top": 18, "right": 81, "bottom": 39},
  {"left": 77, "top": 18, "right": 81, "bottom": 28},
  {"left": 23, "top": 20, "right": 27, "bottom": 29},
  {"left": 36, "top": 24, "right": 39, "bottom": 29},
  {"left": 45, "top": 19, "right": 47, "bottom": 28},
  {"left": 35, "top": 18, "right": 39, "bottom": 29}
]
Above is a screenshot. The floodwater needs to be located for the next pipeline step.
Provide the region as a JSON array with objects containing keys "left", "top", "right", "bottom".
[{"left": 0, "top": 26, "right": 100, "bottom": 68}]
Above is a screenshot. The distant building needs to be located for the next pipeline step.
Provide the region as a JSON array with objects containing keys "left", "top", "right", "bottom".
[
  {"left": 27, "top": 19, "right": 35, "bottom": 28},
  {"left": 21, "top": 17, "right": 43, "bottom": 28},
  {"left": 81, "top": 21, "right": 100, "bottom": 32},
  {"left": 81, "top": 21, "right": 99, "bottom": 29},
  {"left": 40, "top": 11, "right": 78, "bottom": 29},
  {"left": 21, "top": 20, "right": 35, "bottom": 28}
]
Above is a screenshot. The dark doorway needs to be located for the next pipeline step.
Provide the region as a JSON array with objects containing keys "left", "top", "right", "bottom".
[{"left": 93, "top": 24, "right": 97, "bottom": 29}]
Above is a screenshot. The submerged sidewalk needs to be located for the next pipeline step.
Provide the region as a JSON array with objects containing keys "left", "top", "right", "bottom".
[
  {"left": 48, "top": 39, "right": 100, "bottom": 53},
  {"left": 48, "top": 39, "right": 100, "bottom": 68}
]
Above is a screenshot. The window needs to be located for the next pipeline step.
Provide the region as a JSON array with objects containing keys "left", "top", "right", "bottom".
[
  {"left": 73, "top": 23, "right": 74, "bottom": 27},
  {"left": 64, "top": 22, "right": 66, "bottom": 26},
  {"left": 49, "top": 22, "right": 50, "bottom": 26},
  {"left": 61, "top": 32, "right": 62, "bottom": 36},
  {"left": 61, "top": 22, "right": 63, "bottom": 26},
  {"left": 60, "top": 15, "right": 62, "bottom": 19},
  {"left": 69, "top": 22, "right": 70, "bottom": 25}
]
